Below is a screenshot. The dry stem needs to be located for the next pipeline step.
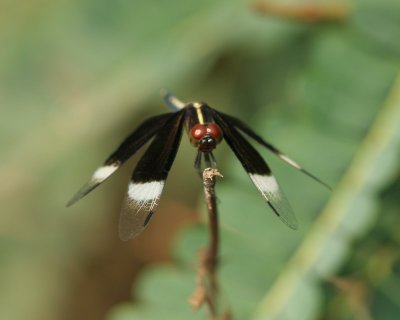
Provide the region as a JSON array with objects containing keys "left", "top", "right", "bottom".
[{"left": 189, "top": 168, "right": 230, "bottom": 319}]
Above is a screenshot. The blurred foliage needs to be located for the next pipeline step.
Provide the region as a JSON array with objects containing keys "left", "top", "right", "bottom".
[
  {"left": 1, "top": 0, "right": 400, "bottom": 320},
  {"left": 321, "top": 172, "right": 400, "bottom": 320}
]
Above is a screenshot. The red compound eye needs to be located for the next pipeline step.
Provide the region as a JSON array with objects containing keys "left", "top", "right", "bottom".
[
  {"left": 206, "top": 123, "right": 222, "bottom": 141},
  {"left": 190, "top": 124, "right": 207, "bottom": 141}
]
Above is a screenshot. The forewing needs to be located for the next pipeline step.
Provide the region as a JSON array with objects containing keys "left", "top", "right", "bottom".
[
  {"left": 218, "top": 112, "right": 331, "bottom": 190},
  {"left": 211, "top": 108, "right": 298, "bottom": 229},
  {"left": 118, "top": 110, "right": 185, "bottom": 240},
  {"left": 67, "top": 113, "right": 173, "bottom": 207}
]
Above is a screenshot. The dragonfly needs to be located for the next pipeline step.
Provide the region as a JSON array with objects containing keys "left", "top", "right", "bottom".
[{"left": 67, "top": 92, "right": 330, "bottom": 241}]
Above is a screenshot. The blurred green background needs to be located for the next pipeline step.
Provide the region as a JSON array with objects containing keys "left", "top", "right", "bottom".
[{"left": 1, "top": 0, "right": 400, "bottom": 319}]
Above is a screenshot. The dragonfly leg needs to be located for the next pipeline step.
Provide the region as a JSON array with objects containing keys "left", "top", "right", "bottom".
[
  {"left": 194, "top": 150, "right": 203, "bottom": 178},
  {"left": 204, "top": 152, "right": 217, "bottom": 169}
]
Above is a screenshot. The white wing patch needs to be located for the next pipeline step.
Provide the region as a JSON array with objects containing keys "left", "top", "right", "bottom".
[
  {"left": 277, "top": 154, "right": 302, "bottom": 170},
  {"left": 119, "top": 180, "right": 165, "bottom": 241},
  {"left": 67, "top": 164, "right": 120, "bottom": 207},
  {"left": 92, "top": 165, "right": 119, "bottom": 182},
  {"left": 250, "top": 173, "right": 280, "bottom": 193},
  {"left": 127, "top": 181, "right": 164, "bottom": 211}
]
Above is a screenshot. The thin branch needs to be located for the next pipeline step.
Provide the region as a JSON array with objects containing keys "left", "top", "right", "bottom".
[
  {"left": 203, "top": 168, "right": 222, "bottom": 277},
  {"left": 189, "top": 168, "right": 231, "bottom": 319}
]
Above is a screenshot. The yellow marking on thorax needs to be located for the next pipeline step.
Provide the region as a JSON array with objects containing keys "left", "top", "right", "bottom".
[{"left": 193, "top": 102, "right": 205, "bottom": 124}]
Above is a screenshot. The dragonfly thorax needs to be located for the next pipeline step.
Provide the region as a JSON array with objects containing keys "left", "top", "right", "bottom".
[{"left": 189, "top": 123, "right": 223, "bottom": 152}]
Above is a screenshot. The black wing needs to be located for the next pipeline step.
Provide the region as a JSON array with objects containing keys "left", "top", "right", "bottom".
[
  {"left": 67, "top": 112, "right": 174, "bottom": 207},
  {"left": 210, "top": 108, "right": 298, "bottom": 229},
  {"left": 118, "top": 109, "right": 186, "bottom": 241},
  {"left": 217, "top": 112, "right": 331, "bottom": 190}
]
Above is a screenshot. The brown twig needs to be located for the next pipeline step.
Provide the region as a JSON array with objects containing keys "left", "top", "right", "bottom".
[
  {"left": 203, "top": 168, "right": 222, "bottom": 280},
  {"left": 189, "top": 168, "right": 231, "bottom": 319}
]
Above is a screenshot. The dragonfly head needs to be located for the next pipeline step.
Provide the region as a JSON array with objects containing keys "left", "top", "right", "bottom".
[{"left": 189, "top": 123, "right": 223, "bottom": 152}]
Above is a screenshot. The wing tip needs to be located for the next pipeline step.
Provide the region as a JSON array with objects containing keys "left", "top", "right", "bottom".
[
  {"left": 278, "top": 215, "right": 299, "bottom": 231},
  {"left": 300, "top": 169, "right": 332, "bottom": 191},
  {"left": 286, "top": 219, "right": 299, "bottom": 230},
  {"left": 278, "top": 154, "right": 332, "bottom": 191},
  {"left": 66, "top": 182, "right": 100, "bottom": 208},
  {"left": 267, "top": 200, "right": 299, "bottom": 231},
  {"left": 66, "top": 197, "right": 78, "bottom": 208},
  {"left": 277, "top": 211, "right": 299, "bottom": 230},
  {"left": 66, "top": 190, "right": 86, "bottom": 207},
  {"left": 161, "top": 90, "right": 186, "bottom": 111}
]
